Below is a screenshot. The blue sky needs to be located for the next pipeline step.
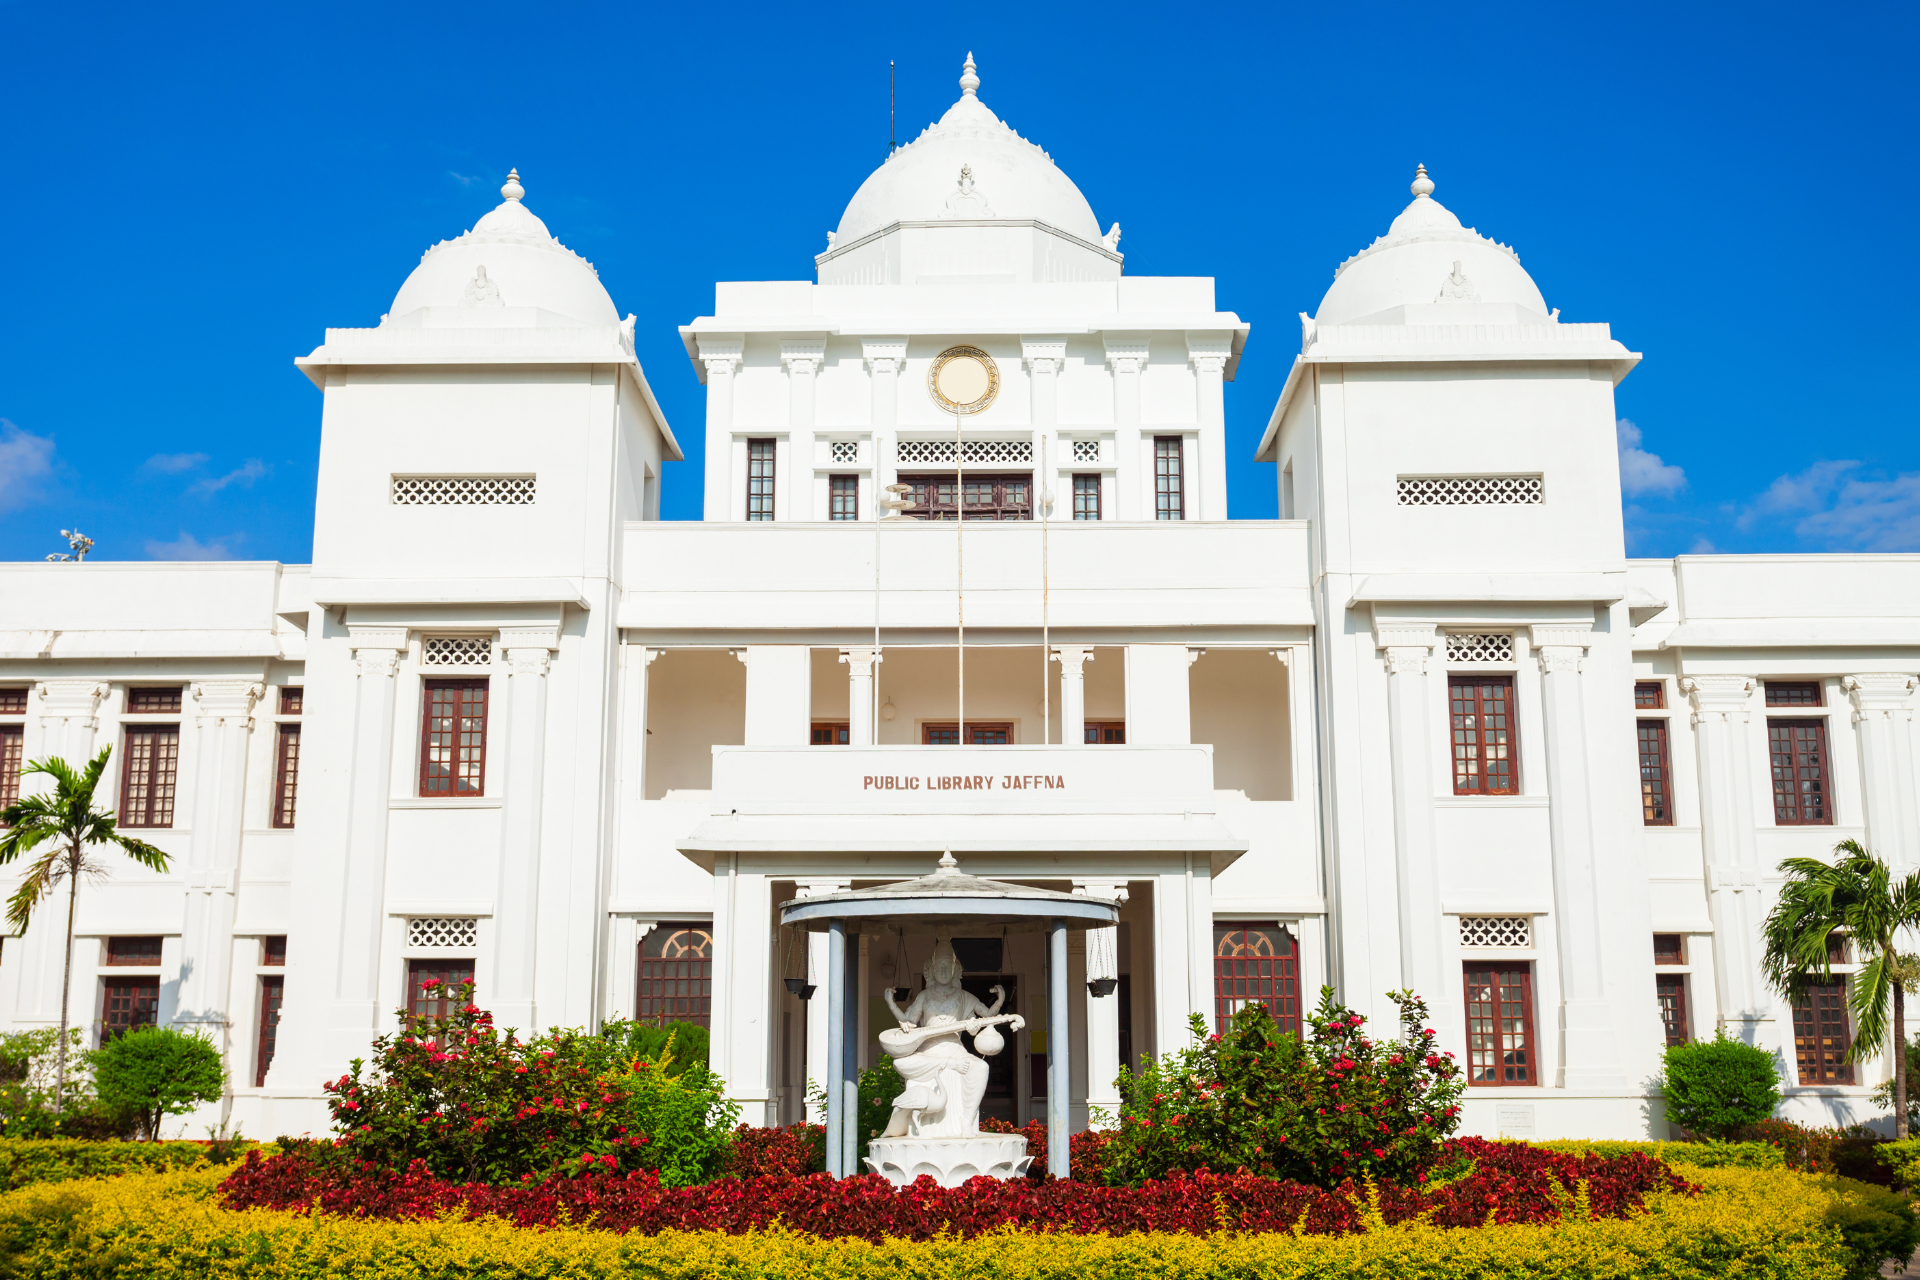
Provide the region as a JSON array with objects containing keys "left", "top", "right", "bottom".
[{"left": 1, "top": 1, "right": 1914, "bottom": 562}]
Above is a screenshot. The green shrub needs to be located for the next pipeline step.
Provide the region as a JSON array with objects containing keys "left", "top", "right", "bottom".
[
  {"left": 86, "top": 1026, "right": 224, "bottom": 1142},
  {"left": 1538, "top": 1138, "right": 1784, "bottom": 1168},
  {"left": 1100, "top": 987, "right": 1464, "bottom": 1189},
  {"left": 1870, "top": 1035, "right": 1920, "bottom": 1130},
  {"left": 0, "top": 1137, "right": 220, "bottom": 1189},
  {"left": 1741, "top": 1118, "right": 1891, "bottom": 1180},
  {"left": 593, "top": 1020, "right": 710, "bottom": 1076},
  {"left": 0, "top": 1163, "right": 1910, "bottom": 1279},
  {"left": 1875, "top": 1136, "right": 1920, "bottom": 1188},
  {"left": 1658, "top": 1029, "right": 1782, "bottom": 1140}
]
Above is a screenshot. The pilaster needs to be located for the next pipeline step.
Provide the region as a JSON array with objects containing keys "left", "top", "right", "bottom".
[
  {"left": 1104, "top": 337, "right": 1148, "bottom": 519},
  {"left": 176, "top": 680, "right": 263, "bottom": 1038},
  {"left": 330, "top": 627, "right": 404, "bottom": 1050},
  {"left": 863, "top": 339, "right": 906, "bottom": 499},
  {"left": 492, "top": 625, "right": 560, "bottom": 1034},
  {"left": 781, "top": 341, "right": 826, "bottom": 521},
  {"left": 20, "top": 682, "right": 107, "bottom": 1022},
  {"left": 1187, "top": 332, "right": 1231, "bottom": 520},
  {"left": 1375, "top": 623, "right": 1444, "bottom": 1007},
  {"left": 698, "top": 336, "right": 743, "bottom": 522},
  {"left": 1681, "top": 675, "right": 1770, "bottom": 1044},
  {"left": 1844, "top": 675, "right": 1920, "bottom": 871}
]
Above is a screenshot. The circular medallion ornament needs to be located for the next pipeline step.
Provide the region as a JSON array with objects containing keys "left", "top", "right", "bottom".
[{"left": 928, "top": 345, "right": 1000, "bottom": 415}]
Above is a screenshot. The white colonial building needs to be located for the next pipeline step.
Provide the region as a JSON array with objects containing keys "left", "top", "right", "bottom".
[{"left": 0, "top": 56, "right": 1914, "bottom": 1142}]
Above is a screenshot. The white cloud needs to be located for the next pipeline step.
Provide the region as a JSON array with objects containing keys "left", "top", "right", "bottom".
[
  {"left": 1616, "top": 418, "right": 1687, "bottom": 498},
  {"left": 144, "top": 532, "right": 236, "bottom": 561},
  {"left": 448, "top": 170, "right": 482, "bottom": 188},
  {"left": 0, "top": 420, "right": 57, "bottom": 512},
  {"left": 141, "top": 451, "right": 208, "bottom": 475},
  {"left": 188, "top": 459, "right": 269, "bottom": 497},
  {"left": 1688, "top": 537, "right": 1718, "bottom": 554},
  {"left": 1733, "top": 459, "right": 1920, "bottom": 551}
]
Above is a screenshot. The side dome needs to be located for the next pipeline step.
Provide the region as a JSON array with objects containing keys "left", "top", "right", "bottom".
[
  {"left": 1314, "top": 166, "right": 1549, "bottom": 326},
  {"left": 832, "top": 54, "right": 1104, "bottom": 246},
  {"left": 387, "top": 171, "right": 619, "bottom": 326}
]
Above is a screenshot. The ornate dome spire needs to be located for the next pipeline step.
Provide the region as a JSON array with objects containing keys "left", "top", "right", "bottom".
[
  {"left": 959, "top": 51, "right": 980, "bottom": 98},
  {"left": 501, "top": 168, "right": 525, "bottom": 202}
]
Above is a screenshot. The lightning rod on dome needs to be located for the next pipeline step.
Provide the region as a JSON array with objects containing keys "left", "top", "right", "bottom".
[
  {"left": 501, "top": 169, "right": 525, "bottom": 202},
  {"left": 1411, "top": 163, "right": 1434, "bottom": 199},
  {"left": 960, "top": 51, "right": 979, "bottom": 98}
]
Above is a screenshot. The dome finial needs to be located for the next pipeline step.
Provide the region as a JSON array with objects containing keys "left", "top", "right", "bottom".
[
  {"left": 959, "top": 51, "right": 979, "bottom": 98},
  {"left": 501, "top": 168, "right": 525, "bottom": 202},
  {"left": 1410, "top": 163, "right": 1434, "bottom": 199}
]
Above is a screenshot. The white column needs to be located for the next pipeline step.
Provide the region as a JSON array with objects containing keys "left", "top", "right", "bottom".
[
  {"left": 19, "top": 682, "right": 105, "bottom": 1022},
  {"left": 1074, "top": 879, "right": 1129, "bottom": 1127},
  {"left": 1152, "top": 870, "right": 1196, "bottom": 1052},
  {"left": 1024, "top": 339, "right": 1065, "bottom": 508},
  {"left": 864, "top": 339, "right": 905, "bottom": 505},
  {"left": 781, "top": 341, "right": 825, "bottom": 522},
  {"left": 1529, "top": 626, "right": 1623, "bottom": 1087},
  {"left": 176, "top": 681, "right": 262, "bottom": 1042},
  {"left": 1377, "top": 626, "right": 1445, "bottom": 1015},
  {"left": 1682, "top": 675, "right": 1770, "bottom": 1044},
  {"left": 331, "top": 629, "right": 404, "bottom": 1051},
  {"left": 722, "top": 869, "right": 774, "bottom": 1126},
  {"left": 839, "top": 648, "right": 880, "bottom": 745},
  {"left": 1123, "top": 644, "right": 1192, "bottom": 744},
  {"left": 1844, "top": 675, "right": 1920, "bottom": 871},
  {"left": 1186, "top": 333, "right": 1231, "bottom": 521},
  {"left": 491, "top": 626, "right": 558, "bottom": 1035},
  {"left": 1052, "top": 646, "right": 1094, "bottom": 744},
  {"left": 742, "top": 646, "right": 811, "bottom": 745},
  {"left": 1104, "top": 337, "right": 1148, "bottom": 520},
  {"left": 699, "top": 338, "right": 743, "bottom": 521}
]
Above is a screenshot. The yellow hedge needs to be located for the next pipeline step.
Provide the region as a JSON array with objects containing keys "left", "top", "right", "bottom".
[{"left": 0, "top": 1164, "right": 1906, "bottom": 1279}]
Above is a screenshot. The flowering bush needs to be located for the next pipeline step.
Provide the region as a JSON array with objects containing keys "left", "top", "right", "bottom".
[
  {"left": 321, "top": 981, "right": 738, "bottom": 1186},
  {"left": 218, "top": 1137, "right": 1689, "bottom": 1239},
  {"left": 1100, "top": 987, "right": 1464, "bottom": 1188},
  {"left": 1741, "top": 1118, "right": 1891, "bottom": 1183},
  {"left": 721, "top": 1124, "right": 824, "bottom": 1177}
]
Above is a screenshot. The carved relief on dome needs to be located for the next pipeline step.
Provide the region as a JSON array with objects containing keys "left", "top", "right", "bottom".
[
  {"left": 941, "top": 165, "right": 997, "bottom": 219},
  {"left": 463, "top": 265, "right": 504, "bottom": 307}
]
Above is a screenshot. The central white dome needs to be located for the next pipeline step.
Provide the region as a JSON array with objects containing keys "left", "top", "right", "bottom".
[{"left": 833, "top": 54, "right": 1105, "bottom": 247}]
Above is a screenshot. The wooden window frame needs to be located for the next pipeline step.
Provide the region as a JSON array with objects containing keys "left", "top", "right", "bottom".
[
  {"left": 1768, "top": 717, "right": 1833, "bottom": 825},
  {"left": 419, "top": 679, "right": 489, "bottom": 797},
  {"left": 746, "top": 439, "right": 776, "bottom": 521},
  {"left": 1792, "top": 981, "right": 1855, "bottom": 1084},
  {"left": 119, "top": 725, "right": 180, "bottom": 827},
  {"left": 255, "top": 975, "right": 284, "bottom": 1087},
  {"left": 828, "top": 474, "right": 858, "bottom": 521},
  {"left": 0, "top": 723, "right": 21, "bottom": 817},
  {"left": 1656, "top": 973, "right": 1690, "bottom": 1047},
  {"left": 898, "top": 472, "right": 1034, "bottom": 521},
  {"left": 271, "top": 723, "right": 302, "bottom": 828},
  {"left": 1072, "top": 473, "right": 1102, "bottom": 521},
  {"left": 1212, "top": 922, "right": 1302, "bottom": 1037},
  {"left": 1153, "top": 436, "right": 1185, "bottom": 520},
  {"left": 0, "top": 688, "right": 27, "bottom": 715},
  {"left": 1084, "top": 721, "right": 1126, "bottom": 744},
  {"left": 105, "top": 936, "right": 163, "bottom": 967},
  {"left": 1449, "top": 674, "right": 1518, "bottom": 796},
  {"left": 126, "top": 687, "right": 183, "bottom": 714},
  {"left": 1652, "top": 933, "right": 1686, "bottom": 965},
  {"left": 407, "top": 958, "right": 477, "bottom": 1021},
  {"left": 1765, "top": 680, "right": 1823, "bottom": 707},
  {"left": 277, "top": 687, "right": 304, "bottom": 715},
  {"left": 810, "top": 721, "right": 850, "bottom": 745},
  {"left": 1634, "top": 680, "right": 1665, "bottom": 709},
  {"left": 261, "top": 935, "right": 287, "bottom": 967},
  {"left": 1638, "top": 718, "right": 1674, "bottom": 825},
  {"left": 921, "top": 722, "right": 1013, "bottom": 745},
  {"left": 99, "top": 975, "right": 160, "bottom": 1045},
  {"left": 1463, "top": 962, "right": 1537, "bottom": 1086},
  {"left": 638, "top": 922, "right": 715, "bottom": 1028}
]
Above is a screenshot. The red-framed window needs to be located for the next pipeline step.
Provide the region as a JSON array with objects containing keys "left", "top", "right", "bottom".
[
  {"left": 420, "top": 679, "right": 488, "bottom": 796},
  {"left": 1464, "top": 962, "right": 1536, "bottom": 1085},
  {"left": 278, "top": 687, "right": 304, "bottom": 715},
  {"left": 1793, "top": 982, "right": 1854, "bottom": 1084},
  {"left": 1656, "top": 974, "right": 1690, "bottom": 1047},
  {"left": 105, "top": 936, "right": 162, "bottom": 966},
  {"left": 923, "top": 723, "right": 1011, "bottom": 744},
  {"left": 1212, "top": 923, "right": 1301, "bottom": 1037},
  {"left": 408, "top": 959, "right": 476, "bottom": 1020},
  {"left": 272, "top": 724, "right": 302, "bottom": 828},
  {"left": 1768, "top": 718, "right": 1832, "bottom": 825},
  {"left": 100, "top": 976, "right": 159, "bottom": 1045},
  {"left": 638, "top": 923, "right": 715, "bottom": 1027},
  {"left": 746, "top": 439, "right": 776, "bottom": 521},
  {"left": 119, "top": 727, "right": 180, "bottom": 827},
  {"left": 255, "top": 976, "right": 284, "bottom": 1087},
  {"left": 828, "top": 475, "right": 858, "bottom": 521},
  {"left": 0, "top": 724, "right": 21, "bottom": 817},
  {"left": 1766, "top": 681, "right": 1823, "bottom": 707},
  {"left": 1084, "top": 721, "right": 1126, "bottom": 744},
  {"left": 1073, "top": 474, "right": 1101, "bottom": 521},
  {"left": 126, "top": 687, "right": 182, "bottom": 714},
  {"left": 898, "top": 473, "right": 1034, "bottom": 521},
  {"left": 1634, "top": 680, "right": 1666, "bottom": 709},
  {"left": 1638, "top": 719, "right": 1674, "bottom": 825},
  {"left": 0, "top": 688, "right": 26, "bottom": 714},
  {"left": 810, "top": 722, "right": 850, "bottom": 745},
  {"left": 1653, "top": 934, "right": 1685, "bottom": 965},
  {"left": 1449, "top": 675, "right": 1517, "bottom": 795},
  {"left": 262, "top": 935, "right": 287, "bottom": 967},
  {"left": 1154, "top": 437, "right": 1185, "bottom": 520}
]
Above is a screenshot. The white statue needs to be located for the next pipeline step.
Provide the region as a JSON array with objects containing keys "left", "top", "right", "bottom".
[
  {"left": 864, "top": 937, "right": 1033, "bottom": 1185},
  {"left": 878, "top": 939, "right": 1024, "bottom": 1138}
]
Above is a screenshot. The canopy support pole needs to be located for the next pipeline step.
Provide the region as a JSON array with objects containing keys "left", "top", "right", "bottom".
[
  {"left": 842, "top": 931, "right": 861, "bottom": 1176},
  {"left": 1048, "top": 916, "right": 1069, "bottom": 1179},
  {"left": 826, "top": 919, "right": 846, "bottom": 1177}
]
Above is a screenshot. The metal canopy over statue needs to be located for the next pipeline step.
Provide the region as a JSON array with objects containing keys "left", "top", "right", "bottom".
[{"left": 778, "top": 851, "right": 1121, "bottom": 1184}]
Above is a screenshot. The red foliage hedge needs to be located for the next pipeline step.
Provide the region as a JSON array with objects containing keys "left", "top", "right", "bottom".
[{"left": 219, "top": 1137, "right": 1691, "bottom": 1240}]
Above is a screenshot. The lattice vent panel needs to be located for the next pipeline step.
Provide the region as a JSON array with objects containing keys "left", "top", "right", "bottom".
[
  {"left": 1446, "top": 633, "right": 1514, "bottom": 664},
  {"left": 408, "top": 918, "right": 479, "bottom": 949},
  {"left": 392, "top": 476, "right": 537, "bottom": 505},
  {"left": 1071, "top": 439, "right": 1101, "bottom": 463},
  {"left": 828, "top": 441, "right": 859, "bottom": 464},
  {"left": 896, "top": 440, "right": 1034, "bottom": 465},
  {"left": 421, "top": 637, "right": 492, "bottom": 667},
  {"left": 1459, "top": 916, "right": 1532, "bottom": 948},
  {"left": 1397, "top": 476, "right": 1543, "bottom": 506}
]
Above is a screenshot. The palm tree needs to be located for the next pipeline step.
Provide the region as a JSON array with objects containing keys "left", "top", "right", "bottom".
[
  {"left": 0, "top": 749, "right": 170, "bottom": 1108},
  {"left": 1761, "top": 839, "right": 1920, "bottom": 1139}
]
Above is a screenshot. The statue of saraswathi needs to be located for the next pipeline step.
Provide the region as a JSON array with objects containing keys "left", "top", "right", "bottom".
[{"left": 877, "top": 938, "right": 1025, "bottom": 1139}]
